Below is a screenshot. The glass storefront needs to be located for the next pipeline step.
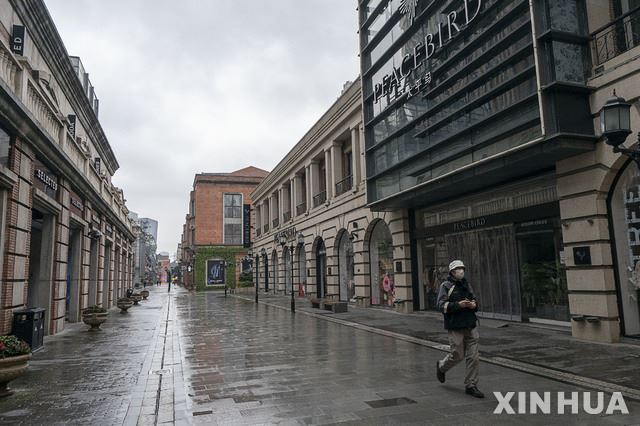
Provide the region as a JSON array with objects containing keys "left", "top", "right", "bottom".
[
  {"left": 611, "top": 162, "right": 640, "bottom": 336},
  {"left": 296, "top": 244, "right": 307, "bottom": 296},
  {"left": 415, "top": 206, "right": 569, "bottom": 322},
  {"left": 0, "top": 127, "right": 10, "bottom": 166},
  {"left": 369, "top": 221, "right": 394, "bottom": 306},
  {"left": 338, "top": 231, "right": 355, "bottom": 302}
]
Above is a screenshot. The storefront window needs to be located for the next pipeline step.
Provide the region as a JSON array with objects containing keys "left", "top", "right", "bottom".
[
  {"left": 338, "top": 231, "right": 355, "bottom": 302},
  {"left": 611, "top": 162, "right": 640, "bottom": 336},
  {"left": 369, "top": 221, "right": 394, "bottom": 306},
  {"left": 517, "top": 223, "right": 569, "bottom": 322},
  {"left": 271, "top": 251, "right": 278, "bottom": 292},
  {"left": 0, "top": 127, "right": 10, "bottom": 166},
  {"left": 296, "top": 244, "right": 307, "bottom": 296}
]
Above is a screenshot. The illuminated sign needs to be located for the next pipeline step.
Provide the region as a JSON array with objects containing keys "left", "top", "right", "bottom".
[{"left": 373, "top": 0, "right": 483, "bottom": 104}]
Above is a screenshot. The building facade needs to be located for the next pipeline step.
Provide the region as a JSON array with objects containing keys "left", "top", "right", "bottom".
[
  {"left": 0, "top": 0, "right": 135, "bottom": 336},
  {"left": 180, "top": 167, "right": 267, "bottom": 291},
  {"left": 251, "top": 80, "right": 415, "bottom": 310},
  {"left": 130, "top": 213, "right": 158, "bottom": 287},
  {"left": 358, "top": 0, "right": 640, "bottom": 342}
]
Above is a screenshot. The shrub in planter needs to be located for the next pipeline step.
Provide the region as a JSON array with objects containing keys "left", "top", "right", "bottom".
[
  {"left": 82, "top": 305, "right": 108, "bottom": 331},
  {"left": 0, "top": 335, "right": 32, "bottom": 397}
]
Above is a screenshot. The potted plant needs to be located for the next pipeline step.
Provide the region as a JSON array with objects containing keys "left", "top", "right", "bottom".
[
  {"left": 130, "top": 293, "right": 143, "bottom": 305},
  {"left": 117, "top": 297, "right": 134, "bottom": 313},
  {"left": 0, "top": 335, "right": 32, "bottom": 397},
  {"left": 140, "top": 289, "right": 150, "bottom": 300},
  {"left": 82, "top": 305, "right": 108, "bottom": 331}
]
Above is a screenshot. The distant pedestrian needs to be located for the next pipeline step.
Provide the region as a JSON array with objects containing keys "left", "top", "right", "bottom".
[{"left": 435, "top": 260, "right": 484, "bottom": 398}]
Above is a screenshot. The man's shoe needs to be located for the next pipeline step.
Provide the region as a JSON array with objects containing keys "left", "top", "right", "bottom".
[
  {"left": 436, "top": 361, "right": 445, "bottom": 383},
  {"left": 465, "top": 386, "right": 485, "bottom": 398}
]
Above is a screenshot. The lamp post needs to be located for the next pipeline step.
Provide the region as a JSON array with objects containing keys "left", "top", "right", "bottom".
[
  {"left": 600, "top": 91, "right": 639, "bottom": 168},
  {"left": 252, "top": 250, "right": 259, "bottom": 304}
]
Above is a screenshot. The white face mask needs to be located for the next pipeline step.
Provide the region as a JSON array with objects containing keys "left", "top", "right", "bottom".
[{"left": 453, "top": 269, "right": 465, "bottom": 280}]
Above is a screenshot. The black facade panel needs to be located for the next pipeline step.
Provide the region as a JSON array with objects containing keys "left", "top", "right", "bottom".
[{"left": 359, "top": 0, "right": 595, "bottom": 208}]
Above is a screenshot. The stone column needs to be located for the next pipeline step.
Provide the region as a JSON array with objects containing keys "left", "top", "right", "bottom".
[
  {"left": 291, "top": 177, "right": 297, "bottom": 217},
  {"left": 389, "top": 210, "right": 413, "bottom": 313},
  {"left": 351, "top": 127, "right": 361, "bottom": 186},
  {"left": 331, "top": 142, "right": 343, "bottom": 195},
  {"left": 324, "top": 149, "right": 332, "bottom": 200}
]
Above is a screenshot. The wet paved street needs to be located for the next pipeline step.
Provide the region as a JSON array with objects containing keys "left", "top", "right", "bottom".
[{"left": 1, "top": 287, "right": 640, "bottom": 425}]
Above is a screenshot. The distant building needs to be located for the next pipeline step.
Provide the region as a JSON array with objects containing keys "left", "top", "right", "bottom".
[
  {"left": 130, "top": 213, "right": 158, "bottom": 286},
  {"left": 180, "top": 167, "right": 268, "bottom": 290}
]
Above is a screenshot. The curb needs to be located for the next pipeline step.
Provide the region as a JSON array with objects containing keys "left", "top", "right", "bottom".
[{"left": 233, "top": 294, "right": 640, "bottom": 403}]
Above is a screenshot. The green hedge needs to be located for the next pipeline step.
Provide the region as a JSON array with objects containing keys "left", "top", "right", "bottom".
[{"left": 194, "top": 246, "right": 243, "bottom": 292}]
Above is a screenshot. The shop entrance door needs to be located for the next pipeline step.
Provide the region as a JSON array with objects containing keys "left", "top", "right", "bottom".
[
  {"left": 517, "top": 226, "right": 569, "bottom": 323},
  {"left": 445, "top": 226, "right": 521, "bottom": 321}
]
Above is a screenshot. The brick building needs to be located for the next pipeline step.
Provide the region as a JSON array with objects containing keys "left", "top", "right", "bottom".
[
  {"left": 180, "top": 167, "right": 268, "bottom": 291},
  {"left": 0, "top": 0, "right": 135, "bottom": 335}
]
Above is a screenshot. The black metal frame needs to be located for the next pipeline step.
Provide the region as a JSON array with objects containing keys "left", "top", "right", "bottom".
[{"left": 591, "top": 5, "right": 640, "bottom": 66}]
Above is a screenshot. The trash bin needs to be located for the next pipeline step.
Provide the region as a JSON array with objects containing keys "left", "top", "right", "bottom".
[{"left": 11, "top": 308, "right": 45, "bottom": 351}]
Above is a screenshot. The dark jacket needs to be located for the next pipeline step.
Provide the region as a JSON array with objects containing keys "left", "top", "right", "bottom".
[{"left": 436, "top": 276, "right": 478, "bottom": 330}]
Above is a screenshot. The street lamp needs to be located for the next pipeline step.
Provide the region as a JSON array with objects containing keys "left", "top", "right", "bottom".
[{"left": 600, "top": 91, "right": 639, "bottom": 168}]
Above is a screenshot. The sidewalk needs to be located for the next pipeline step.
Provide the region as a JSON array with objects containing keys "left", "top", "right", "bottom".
[
  {"left": 0, "top": 285, "right": 184, "bottom": 425},
  {"left": 233, "top": 290, "right": 640, "bottom": 401}
]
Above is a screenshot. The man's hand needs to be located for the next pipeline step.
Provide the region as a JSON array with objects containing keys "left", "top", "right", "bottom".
[
  {"left": 469, "top": 300, "right": 477, "bottom": 310},
  {"left": 459, "top": 299, "right": 473, "bottom": 309}
]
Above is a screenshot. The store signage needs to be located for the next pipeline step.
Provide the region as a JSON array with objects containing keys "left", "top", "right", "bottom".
[
  {"left": 400, "top": 0, "right": 419, "bottom": 23},
  {"left": 274, "top": 226, "right": 297, "bottom": 244},
  {"left": 452, "top": 217, "right": 487, "bottom": 232},
  {"left": 243, "top": 204, "right": 251, "bottom": 248},
  {"left": 67, "top": 114, "right": 76, "bottom": 137},
  {"left": 373, "top": 0, "right": 483, "bottom": 104},
  {"left": 11, "top": 25, "right": 25, "bottom": 55},
  {"left": 573, "top": 246, "right": 591, "bottom": 266},
  {"left": 69, "top": 193, "right": 84, "bottom": 215},
  {"left": 35, "top": 169, "right": 57, "bottom": 191}
]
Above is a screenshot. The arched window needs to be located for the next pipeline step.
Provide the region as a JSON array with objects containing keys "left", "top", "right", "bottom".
[
  {"left": 369, "top": 221, "right": 394, "bottom": 306},
  {"left": 338, "top": 230, "right": 355, "bottom": 302},
  {"left": 296, "top": 244, "right": 307, "bottom": 296},
  {"left": 610, "top": 161, "right": 640, "bottom": 336}
]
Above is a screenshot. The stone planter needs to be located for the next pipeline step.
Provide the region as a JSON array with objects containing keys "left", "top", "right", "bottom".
[
  {"left": 140, "top": 289, "right": 150, "bottom": 300},
  {"left": 0, "top": 353, "right": 32, "bottom": 397},
  {"left": 117, "top": 297, "right": 134, "bottom": 313},
  {"left": 130, "top": 293, "right": 143, "bottom": 305},
  {"left": 82, "top": 312, "right": 108, "bottom": 331}
]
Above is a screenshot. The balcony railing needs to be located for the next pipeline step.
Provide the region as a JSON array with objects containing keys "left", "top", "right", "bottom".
[
  {"left": 272, "top": 218, "right": 280, "bottom": 228},
  {"left": 296, "top": 202, "right": 307, "bottom": 215},
  {"left": 256, "top": 228, "right": 261, "bottom": 237},
  {"left": 283, "top": 211, "right": 291, "bottom": 222},
  {"left": 312, "top": 191, "right": 327, "bottom": 208},
  {"left": 591, "top": 6, "right": 640, "bottom": 66},
  {"left": 335, "top": 175, "right": 353, "bottom": 196},
  {"left": 264, "top": 224, "right": 270, "bottom": 233}
]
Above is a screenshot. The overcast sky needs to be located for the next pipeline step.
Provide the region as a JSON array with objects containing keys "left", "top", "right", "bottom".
[{"left": 44, "top": 0, "right": 360, "bottom": 256}]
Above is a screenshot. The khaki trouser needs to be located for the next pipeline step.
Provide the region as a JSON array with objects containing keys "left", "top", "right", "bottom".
[{"left": 438, "top": 327, "right": 479, "bottom": 388}]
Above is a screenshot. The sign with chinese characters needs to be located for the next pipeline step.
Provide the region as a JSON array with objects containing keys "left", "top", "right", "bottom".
[
  {"left": 373, "top": 0, "right": 483, "bottom": 104},
  {"left": 206, "top": 260, "right": 225, "bottom": 285},
  {"left": 11, "top": 25, "right": 25, "bottom": 55},
  {"left": 243, "top": 204, "right": 251, "bottom": 248}
]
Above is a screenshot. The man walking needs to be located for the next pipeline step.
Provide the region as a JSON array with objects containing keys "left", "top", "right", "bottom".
[{"left": 435, "top": 260, "right": 484, "bottom": 398}]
